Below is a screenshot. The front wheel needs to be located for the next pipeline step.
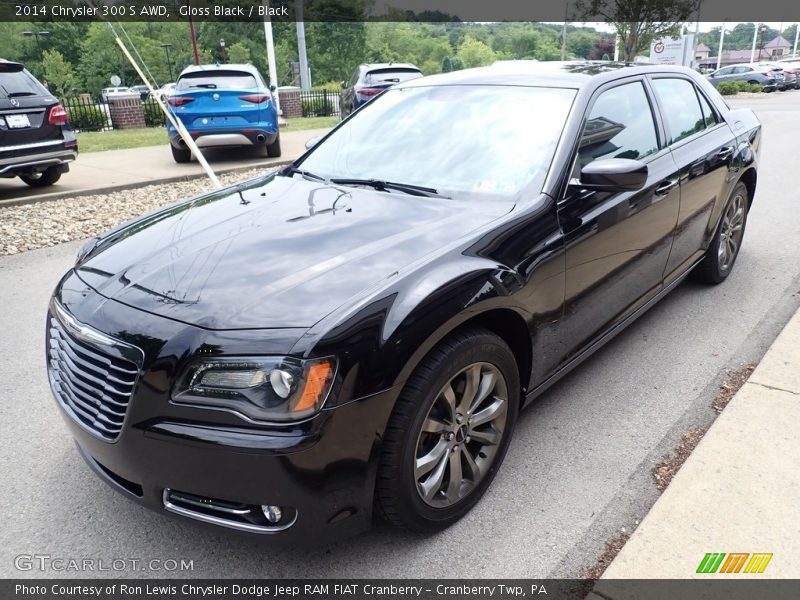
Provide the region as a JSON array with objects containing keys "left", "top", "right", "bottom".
[
  {"left": 693, "top": 181, "right": 749, "bottom": 284},
  {"left": 376, "top": 328, "right": 520, "bottom": 533}
]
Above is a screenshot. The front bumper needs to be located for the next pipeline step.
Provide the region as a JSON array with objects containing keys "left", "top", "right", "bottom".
[{"left": 48, "top": 271, "right": 396, "bottom": 546}]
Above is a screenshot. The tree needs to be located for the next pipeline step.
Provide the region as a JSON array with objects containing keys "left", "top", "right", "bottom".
[
  {"left": 441, "top": 56, "right": 452, "bottom": 73},
  {"left": 573, "top": 0, "right": 699, "bottom": 61},
  {"left": 41, "top": 50, "right": 77, "bottom": 97},
  {"left": 226, "top": 42, "right": 251, "bottom": 65},
  {"left": 457, "top": 37, "right": 496, "bottom": 68}
]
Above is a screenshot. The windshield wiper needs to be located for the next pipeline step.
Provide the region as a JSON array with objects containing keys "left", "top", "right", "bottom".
[
  {"left": 329, "top": 178, "right": 449, "bottom": 198},
  {"left": 282, "top": 165, "right": 328, "bottom": 183},
  {"left": 189, "top": 83, "right": 217, "bottom": 89}
]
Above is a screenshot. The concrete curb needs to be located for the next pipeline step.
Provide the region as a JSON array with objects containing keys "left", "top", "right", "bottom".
[
  {"left": 0, "top": 159, "right": 293, "bottom": 210},
  {"left": 592, "top": 304, "right": 800, "bottom": 583}
]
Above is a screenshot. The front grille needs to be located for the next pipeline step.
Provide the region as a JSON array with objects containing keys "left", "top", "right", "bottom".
[{"left": 47, "top": 304, "right": 142, "bottom": 442}]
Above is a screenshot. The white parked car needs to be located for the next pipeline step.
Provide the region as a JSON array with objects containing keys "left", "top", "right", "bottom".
[
  {"left": 156, "top": 82, "right": 177, "bottom": 101},
  {"left": 100, "top": 87, "right": 133, "bottom": 103}
]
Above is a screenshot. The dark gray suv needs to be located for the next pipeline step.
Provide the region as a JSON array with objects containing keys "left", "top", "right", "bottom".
[{"left": 0, "top": 59, "right": 77, "bottom": 188}]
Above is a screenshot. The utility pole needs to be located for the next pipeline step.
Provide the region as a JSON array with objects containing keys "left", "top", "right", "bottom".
[
  {"left": 187, "top": 0, "right": 199, "bottom": 65},
  {"left": 717, "top": 25, "right": 726, "bottom": 71},
  {"left": 793, "top": 24, "right": 799, "bottom": 58},
  {"left": 296, "top": 0, "right": 310, "bottom": 91},
  {"left": 560, "top": 3, "right": 568, "bottom": 61},
  {"left": 262, "top": 0, "right": 281, "bottom": 112},
  {"left": 750, "top": 22, "right": 760, "bottom": 64}
]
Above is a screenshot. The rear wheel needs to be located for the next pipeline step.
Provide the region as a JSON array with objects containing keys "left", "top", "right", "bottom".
[
  {"left": 171, "top": 144, "right": 191, "bottom": 163},
  {"left": 265, "top": 132, "right": 281, "bottom": 158},
  {"left": 20, "top": 166, "right": 61, "bottom": 187},
  {"left": 376, "top": 328, "right": 520, "bottom": 532},
  {"left": 693, "top": 181, "right": 749, "bottom": 285}
]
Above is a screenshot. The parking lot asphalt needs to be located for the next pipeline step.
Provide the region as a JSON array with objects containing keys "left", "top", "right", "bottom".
[
  {"left": 0, "top": 127, "right": 330, "bottom": 206},
  {"left": 1, "top": 93, "right": 799, "bottom": 579}
]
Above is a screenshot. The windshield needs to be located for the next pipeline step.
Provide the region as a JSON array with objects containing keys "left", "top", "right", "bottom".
[
  {"left": 297, "top": 85, "right": 575, "bottom": 199},
  {"left": 177, "top": 71, "right": 258, "bottom": 90}
]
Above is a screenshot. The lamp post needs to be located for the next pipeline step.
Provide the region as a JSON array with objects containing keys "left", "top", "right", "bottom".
[
  {"left": 160, "top": 43, "right": 174, "bottom": 81},
  {"left": 717, "top": 22, "right": 728, "bottom": 71},
  {"left": 21, "top": 30, "right": 51, "bottom": 53},
  {"left": 750, "top": 23, "right": 767, "bottom": 64},
  {"left": 219, "top": 38, "right": 227, "bottom": 64}
]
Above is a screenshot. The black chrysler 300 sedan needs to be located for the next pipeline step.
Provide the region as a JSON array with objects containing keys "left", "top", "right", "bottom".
[{"left": 47, "top": 62, "right": 760, "bottom": 544}]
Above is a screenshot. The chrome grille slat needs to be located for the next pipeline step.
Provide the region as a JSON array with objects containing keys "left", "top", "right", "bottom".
[
  {"left": 50, "top": 327, "right": 139, "bottom": 376},
  {"left": 49, "top": 334, "right": 137, "bottom": 387},
  {"left": 50, "top": 342, "right": 133, "bottom": 402},
  {"left": 47, "top": 308, "right": 141, "bottom": 442}
]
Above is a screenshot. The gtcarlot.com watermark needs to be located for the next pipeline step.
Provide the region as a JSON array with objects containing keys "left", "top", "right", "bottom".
[{"left": 14, "top": 554, "right": 194, "bottom": 573}]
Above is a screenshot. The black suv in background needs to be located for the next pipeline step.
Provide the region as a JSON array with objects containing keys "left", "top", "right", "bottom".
[
  {"left": 0, "top": 59, "right": 77, "bottom": 188},
  {"left": 339, "top": 62, "right": 423, "bottom": 118}
]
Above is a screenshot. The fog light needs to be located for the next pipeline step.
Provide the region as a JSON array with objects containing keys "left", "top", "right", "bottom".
[{"left": 261, "top": 505, "right": 282, "bottom": 523}]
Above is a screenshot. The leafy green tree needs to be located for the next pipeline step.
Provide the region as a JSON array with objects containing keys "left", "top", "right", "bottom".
[
  {"left": 41, "top": 49, "right": 77, "bottom": 96},
  {"left": 441, "top": 56, "right": 452, "bottom": 73},
  {"left": 510, "top": 30, "right": 540, "bottom": 59},
  {"left": 457, "top": 37, "right": 496, "bottom": 68},
  {"left": 227, "top": 42, "right": 251, "bottom": 65},
  {"left": 573, "top": 0, "right": 699, "bottom": 61}
]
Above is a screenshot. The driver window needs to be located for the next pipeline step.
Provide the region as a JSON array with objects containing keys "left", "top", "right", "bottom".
[{"left": 577, "top": 81, "right": 659, "bottom": 170}]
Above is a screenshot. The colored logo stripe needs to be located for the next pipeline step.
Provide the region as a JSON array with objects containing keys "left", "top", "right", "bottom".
[
  {"left": 744, "top": 553, "right": 773, "bottom": 573},
  {"left": 697, "top": 552, "right": 773, "bottom": 574}
]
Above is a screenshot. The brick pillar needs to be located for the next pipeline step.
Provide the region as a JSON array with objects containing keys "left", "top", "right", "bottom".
[
  {"left": 278, "top": 87, "right": 302, "bottom": 118},
  {"left": 108, "top": 95, "right": 146, "bottom": 129}
]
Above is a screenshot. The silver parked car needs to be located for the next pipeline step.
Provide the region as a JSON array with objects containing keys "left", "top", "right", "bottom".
[{"left": 707, "top": 63, "right": 782, "bottom": 92}]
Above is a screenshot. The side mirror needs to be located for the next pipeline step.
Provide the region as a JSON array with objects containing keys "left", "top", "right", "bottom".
[
  {"left": 305, "top": 135, "right": 323, "bottom": 150},
  {"left": 578, "top": 158, "right": 648, "bottom": 192}
]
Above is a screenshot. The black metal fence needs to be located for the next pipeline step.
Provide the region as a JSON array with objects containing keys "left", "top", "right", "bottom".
[
  {"left": 61, "top": 95, "right": 166, "bottom": 132},
  {"left": 300, "top": 89, "right": 341, "bottom": 117}
]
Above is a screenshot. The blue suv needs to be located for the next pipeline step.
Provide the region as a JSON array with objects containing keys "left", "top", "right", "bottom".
[{"left": 167, "top": 64, "right": 280, "bottom": 163}]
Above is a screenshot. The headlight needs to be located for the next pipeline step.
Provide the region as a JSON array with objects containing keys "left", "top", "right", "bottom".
[{"left": 172, "top": 356, "right": 337, "bottom": 422}]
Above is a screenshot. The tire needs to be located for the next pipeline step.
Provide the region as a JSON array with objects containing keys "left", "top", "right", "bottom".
[
  {"left": 20, "top": 166, "right": 61, "bottom": 187},
  {"left": 265, "top": 133, "right": 281, "bottom": 158},
  {"left": 171, "top": 144, "right": 191, "bottom": 163},
  {"left": 693, "top": 181, "right": 749, "bottom": 285},
  {"left": 376, "top": 327, "right": 520, "bottom": 533}
]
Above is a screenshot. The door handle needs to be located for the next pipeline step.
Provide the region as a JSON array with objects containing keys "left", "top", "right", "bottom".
[
  {"left": 717, "top": 146, "right": 735, "bottom": 161},
  {"left": 654, "top": 178, "right": 678, "bottom": 197}
]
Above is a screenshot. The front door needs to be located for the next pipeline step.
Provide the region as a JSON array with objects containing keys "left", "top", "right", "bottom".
[{"left": 555, "top": 78, "right": 681, "bottom": 366}]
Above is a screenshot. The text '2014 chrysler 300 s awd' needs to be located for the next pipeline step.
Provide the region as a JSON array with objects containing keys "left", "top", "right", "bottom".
[{"left": 47, "top": 62, "right": 760, "bottom": 545}]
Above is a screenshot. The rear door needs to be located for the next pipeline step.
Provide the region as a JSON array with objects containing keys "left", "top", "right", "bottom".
[
  {"left": 0, "top": 63, "right": 62, "bottom": 158},
  {"left": 649, "top": 76, "right": 738, "bottom": 283},
  {"left": 555, "top": 78, "right": 681, "bottom": 364}
]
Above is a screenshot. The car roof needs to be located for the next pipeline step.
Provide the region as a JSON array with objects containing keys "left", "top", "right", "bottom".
[
  {"left": 400, "top": 60, "right": 702, "bottom": 90},
  {"left": 179, "top": 63, "right": 261, "bottom": 77}
]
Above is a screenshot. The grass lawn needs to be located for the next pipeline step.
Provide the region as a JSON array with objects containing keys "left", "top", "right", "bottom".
[{"left": 75, "top": 116, "right": 338, "bottom": 153}]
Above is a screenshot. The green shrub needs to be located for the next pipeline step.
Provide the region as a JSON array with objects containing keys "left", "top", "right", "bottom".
[
  {"left": 717, "top": 82, "right": 738, "bottom": 96},
  {"left": 302, "top": 98, "right": 334, "bottom": 117},
  {"left": 747, "top": 83, "right": 763, "bottom": 93},
  {"left": 142, "top": 100, "right": 165, "bottom": 127},
  {"left": 733, "top": 80, "right": 751, "bottom": 92},
  {"left": 313, "top": 81, "right": 343, "bottom": 92},
  {"left": 66, "top": 103, "right": 108, "bottom": 131}
]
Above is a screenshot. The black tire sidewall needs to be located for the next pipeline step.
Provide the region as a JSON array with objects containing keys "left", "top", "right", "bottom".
[
  {"left": 383, "top": 331, "right": 520, "bottom": 531},
  {"left": 709, "top": 181, "right": 749, "bottom": 281}
]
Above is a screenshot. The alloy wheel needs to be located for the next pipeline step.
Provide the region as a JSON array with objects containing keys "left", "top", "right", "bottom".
[
  {"left": 718, "top": 192, "right": 746, "bottom": 272},
  {"left": 413, "top": 362, "right": 508, "bottom": 508}
]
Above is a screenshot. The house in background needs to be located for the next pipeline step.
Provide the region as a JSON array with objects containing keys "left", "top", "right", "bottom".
[
  {"left": 694, "top": 42, "right": 710, "bottom": 62},
  {"left": 764, "top": 35, "right": 792, "bottom": 58},
  {"left": 696, "top": 35, "right": 795, "bottom": 71}
]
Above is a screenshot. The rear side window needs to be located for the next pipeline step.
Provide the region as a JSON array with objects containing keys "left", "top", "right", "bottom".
[
  {"left": 364, "top": 69, "right": 422, "bottom": 85},
  {"left": 0, "top": 66, "right": 47, "bottom": 99},
  {"left": 177, "top": 71, "right": 258, "bottom": 91},
  {"left": 651, "top": 78, "right": 707, "bottom": 144},
  {"left": 577, "top": 81, "right": 659, "bottom": 167},
  {"left": 696, "top": 91, "right": 719, "bottom": 128}
]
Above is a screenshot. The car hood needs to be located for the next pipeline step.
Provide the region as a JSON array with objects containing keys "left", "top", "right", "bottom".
[{"left": 76, "top": 174, "right": 513, "bottom": 330}]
